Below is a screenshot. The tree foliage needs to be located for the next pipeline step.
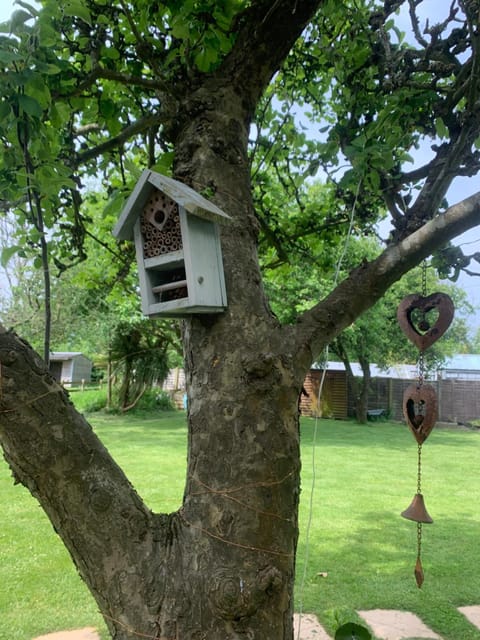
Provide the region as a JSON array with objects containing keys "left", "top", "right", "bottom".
[{"left": 1, "top": 0, "right": 479, "bottom": 282}]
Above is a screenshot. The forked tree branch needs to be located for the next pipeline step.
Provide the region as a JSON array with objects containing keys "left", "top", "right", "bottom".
[{"left": 291, "top": 191, "right": 480, "bottom": 364}]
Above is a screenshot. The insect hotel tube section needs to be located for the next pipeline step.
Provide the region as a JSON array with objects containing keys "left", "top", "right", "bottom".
[
  {"left": 141, "top": 191, "right": 188, "bottom": 305},
  {"left": 113, "top": 169, "right": 230, "bottom": 317}
]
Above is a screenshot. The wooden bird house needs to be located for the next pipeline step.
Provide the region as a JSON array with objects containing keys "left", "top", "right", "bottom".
[{"left": 113, "top": 170, "right": 229, "bottom": 317}]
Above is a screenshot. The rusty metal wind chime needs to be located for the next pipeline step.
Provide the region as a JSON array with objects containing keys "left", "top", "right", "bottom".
[{"left": 396, "top": 264, "right": 454, "bottom": 588}]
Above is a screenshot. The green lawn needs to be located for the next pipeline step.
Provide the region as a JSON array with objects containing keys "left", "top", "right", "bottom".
[{"left": 1, "top": 409, "right": 479, "bottom": 640}]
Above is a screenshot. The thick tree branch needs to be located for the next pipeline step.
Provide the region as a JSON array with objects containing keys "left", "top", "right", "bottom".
[
  {"left": 291, "top": 191, "right": 480, "bottom": 363},
  {"left": 0, "top": 328, "right": 170, "bottom": 617},
  {"left": 217, "top": 0, "right": 323, "bottom": 110}
]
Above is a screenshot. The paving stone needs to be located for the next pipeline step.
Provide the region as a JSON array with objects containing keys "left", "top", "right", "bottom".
[
  {"left": 38, "top": 608, "right": 480, "bottom": 640},
  {"left": 33, "top": 620, "right": 332, "bottom": 640},
  {"left": 357, "top": 609, "right": 442, "bottom": 640},
  {"left": 294, "top": 613, "right": 332, "bottom": 639},
  {"left": 458, "top": 605, "right": 480, "bottom": 630},
  {"left": 33, "top": 629, "right": 99, "bottom": 640}
]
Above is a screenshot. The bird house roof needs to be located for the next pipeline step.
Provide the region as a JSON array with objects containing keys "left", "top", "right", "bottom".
[{"left": 113, "top": 170, "right": 230, "bottom": 240}]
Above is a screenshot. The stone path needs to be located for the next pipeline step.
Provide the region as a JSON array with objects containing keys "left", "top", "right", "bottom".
[
  {"left": 33, "top": 630, "right": 99, "bottom": 640},
  {"left": 357, "top": 610, "right": 441, "bottom": 640},
  {"left": 32, "top": 606, "right": 480, "bottom": 640},
  {"left": 459, "top": 606, "right": 480, "bottom": 630}
]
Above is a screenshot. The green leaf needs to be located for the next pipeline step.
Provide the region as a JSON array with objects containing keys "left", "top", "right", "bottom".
[
  {"left": 101, "top": 45, "right": 120, "bottom": 60},
  {"left": 43, "top": 63, "right": 63, "bottom": 75},
  {"left": 434, "top": 117, "right": 448, "bottom": 140},
  {"left": 151, "top": 152, "right": 174, "bottom": 175},
  {"left": 194, "top": 45, "right": 216, "bottom": 72},
  {"left": 367, "top": 169, "right": 380, "bottom": 191},
  {"left": 1, "top": 245, "right": 22, "bottom": 268},
  {"left": 17, "top": 94, "right": 43, "bottom": 117},
  {"left": 0, "top": 50, "right": 24, "bottom": 63},
  {"left": 103, "top": 190, "right": 126, "bottom": 219},
  {"left": 170, "top": 19, "right": 191, "bottom": 40},
  {"left": 61, "top": 0, "right": 92, "bottom": 26},
  {"left": 99, "top": 98, "right": 116, "bottom": 119},
  {"left": 335, "top": 622, "right": 372, "bottom": 640},
  {"left": 26, "top": 74, "right": 52, "bottom": 109},
  {"left": 0, "top": 101, "right": 12, "bottom": 119}
]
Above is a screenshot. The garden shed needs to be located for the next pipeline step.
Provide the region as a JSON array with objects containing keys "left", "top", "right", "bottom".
[
  {"left": 49, "top": 352, "right": 92, "bottom": 386},
  {"left": 302, "top": 355, "right": 480, "bottom": 424},
  {"left": 300, "top": 361, "right": 418, "bottom": 419},
  {"left": 437, "top": 354, "right": 480, "bottom": 380}
]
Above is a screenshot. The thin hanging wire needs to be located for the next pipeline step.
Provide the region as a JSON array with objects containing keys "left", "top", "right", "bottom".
[
  {"left": 295, "top": 353, "right": 328, "bottom": 640},
  {"left": 295, "top": 179, "right": 361, "bottom": 640}
]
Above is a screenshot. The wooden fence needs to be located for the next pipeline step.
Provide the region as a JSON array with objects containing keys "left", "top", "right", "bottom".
[{"left": 302, "top": 371, "right": 480, "bottom": 424}]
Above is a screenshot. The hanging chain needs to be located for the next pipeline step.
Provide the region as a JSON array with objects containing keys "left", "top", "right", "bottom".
[
  {"left": 421, "top": 259, "right": 427, "bottom": 297},
  {"left": 415, "top": 261, "right": 429, "bottom": 588},
  {"left": 417, "top": 522, "right": 422, "bottom": 559},
  {"left": 417, "top": 262, "right": 427, "bottom": 493},
  {"left": 417, "top": 260, "right": 428, "bottom": 387},
  {"left": 417, "top": 443, "right": 423, "bottom": 494}
]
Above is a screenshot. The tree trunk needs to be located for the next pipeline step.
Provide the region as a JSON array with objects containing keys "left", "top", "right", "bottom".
[
  {"left": 355, "top": 357, "right": 371, "bottom": 424},
  {"left": 166, "top": 84, "right": 304, "bottom": 638},
  {"left": 0, "top": 322, "right": 303, "bottom": 640}
]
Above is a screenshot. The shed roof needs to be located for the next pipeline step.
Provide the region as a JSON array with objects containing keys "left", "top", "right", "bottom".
[
  {"left": 439, "top": 354, "right": 480, "bottom": 371},
  {"left": 50, "top": 352, "right": 91, "bottom": 361},
  {"left": 312, "top": 361, "right": 418, "bottom": 379},
  {"left": 113, "top": 170, "right": 230, "bottom": 241}
]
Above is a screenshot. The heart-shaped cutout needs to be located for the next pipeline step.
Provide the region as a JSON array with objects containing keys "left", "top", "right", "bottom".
[
  {"left": 397, "top": 292, "right": 454, "bottom": 351},
  {"left": 402, "top": 383, "right": 437, "bottom": 444}
]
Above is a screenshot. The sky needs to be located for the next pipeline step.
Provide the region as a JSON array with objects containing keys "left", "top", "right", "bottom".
[{"left": 1, "top": 0, "right": 480, "bottom": 332}]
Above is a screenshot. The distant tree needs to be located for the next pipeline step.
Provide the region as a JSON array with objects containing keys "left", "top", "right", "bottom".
[
  {"left": 470, "top": 327, "right": 480, "bottom": 354},
  {"left": 0, "top": 197, "right": 181, "bottom": 408}
]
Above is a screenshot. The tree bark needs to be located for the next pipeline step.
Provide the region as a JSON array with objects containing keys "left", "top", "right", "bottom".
[
  {"left": 332, "top": 339, "right": 371, "bottom": 423},
  {"left": 355, "top": 356, "right": 371, "bottom": 425}
]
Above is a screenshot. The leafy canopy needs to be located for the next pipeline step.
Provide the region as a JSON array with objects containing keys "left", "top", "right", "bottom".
[{"left": 0, "top": 0, "right": 479, "bottom": 328}]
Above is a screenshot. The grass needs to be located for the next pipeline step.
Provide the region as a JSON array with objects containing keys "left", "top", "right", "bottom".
[
  {"left": 1, "top": 405, "right": 480, "bottom": 640},
  {"left": 296, "top": 419, "right": 480, "bottom": 638}
]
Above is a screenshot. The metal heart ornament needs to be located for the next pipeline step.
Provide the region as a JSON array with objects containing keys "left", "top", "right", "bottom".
[
  {"left": 397, "top": 293, "right": 454, "bottom": 351},
  {"left": 402, "top": 383, "right": 438, "bottom": 444}
]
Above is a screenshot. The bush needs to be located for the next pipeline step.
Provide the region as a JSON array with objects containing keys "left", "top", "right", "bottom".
[
  {"left": 70, "top": 388, "right": 107, "bottom": 413},
  {"left": 70, "top": 387, "right": 176, "bottom": 414},
  {"left": 124, "top": 388, "right": 175, "bottom": 413},
  {"left": 155, "top": 390, "right": 176, "bottom": 411}
]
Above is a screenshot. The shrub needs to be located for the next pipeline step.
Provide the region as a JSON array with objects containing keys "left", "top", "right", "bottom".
[
  {"left": 70, "top": 388, "right": 107, "bottom": 413},
  {"left": 127, "top": 388, "right": 175, "bottom": 413}
]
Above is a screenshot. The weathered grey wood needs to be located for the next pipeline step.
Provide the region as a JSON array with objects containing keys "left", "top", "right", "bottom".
[
  {"left": 152, "top": 279, "right": 188, "bottom": 293},
  {"left": 113, "top": 170, "right": 230, "bottom": 241},
  {"left": 114, "top": 171, "right": 228, "bottom": 316}
]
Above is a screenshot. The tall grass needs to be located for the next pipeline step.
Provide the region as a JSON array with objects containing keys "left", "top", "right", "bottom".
[{"left": 1, "top": 409, "right": 479, "bottom": 639}]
